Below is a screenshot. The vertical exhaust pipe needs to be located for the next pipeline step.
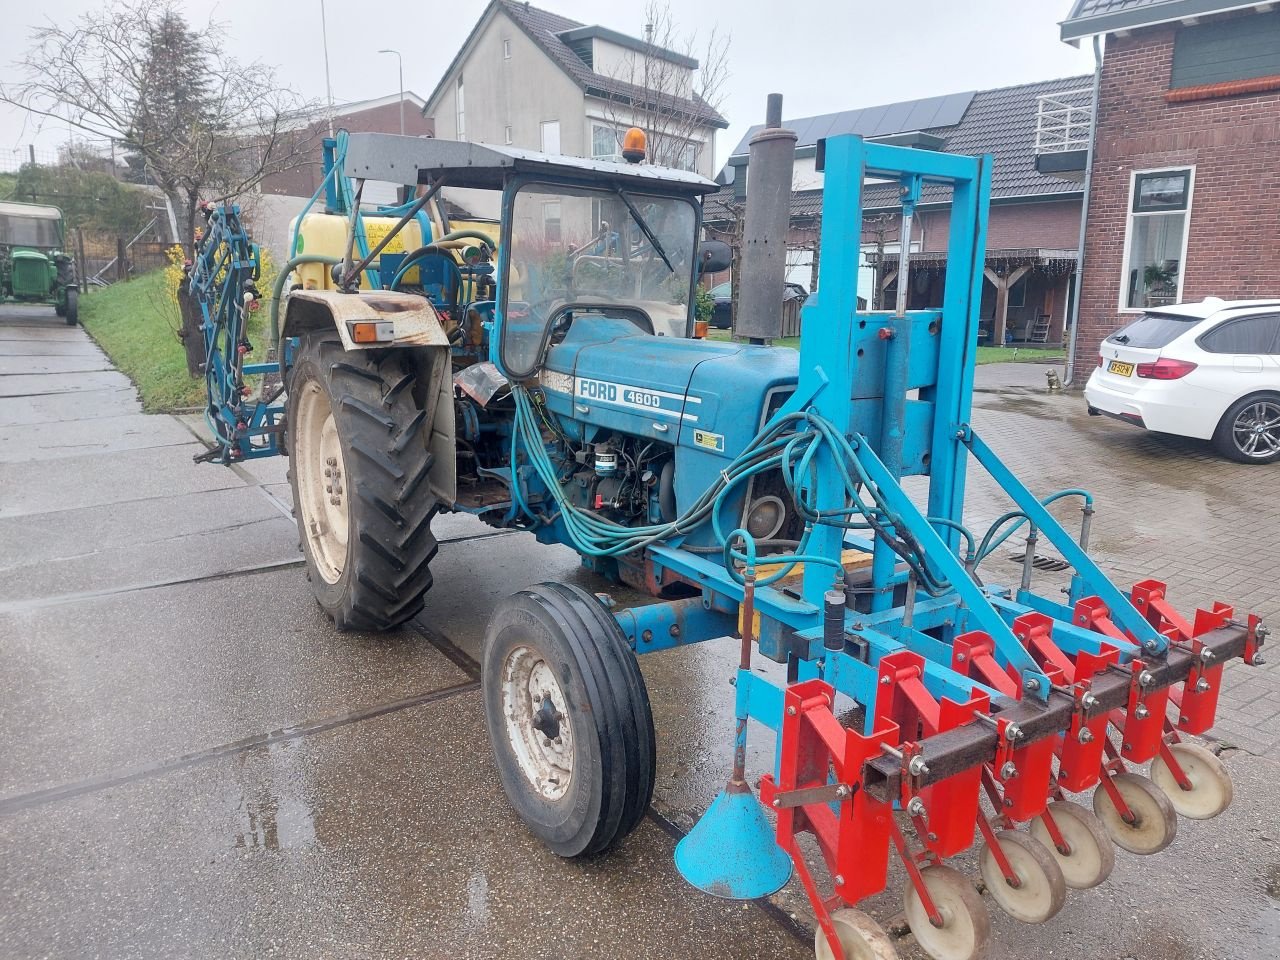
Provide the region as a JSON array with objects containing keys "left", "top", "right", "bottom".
[{"left": 736, "top": 94, "right": 796, "bottom": 343}]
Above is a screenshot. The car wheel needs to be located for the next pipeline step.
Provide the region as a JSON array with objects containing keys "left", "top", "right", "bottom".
[{"left": 1213, "top": 392, "right": 1280, "bottom": 464}]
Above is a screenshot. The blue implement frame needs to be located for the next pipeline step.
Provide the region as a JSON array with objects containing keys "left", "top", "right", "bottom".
[
  {"left": 613, "top": 134, "right": 1164, "bottom": 751},
  {"left": 187, "top": 204, "right": 287, "bottom": 464}
]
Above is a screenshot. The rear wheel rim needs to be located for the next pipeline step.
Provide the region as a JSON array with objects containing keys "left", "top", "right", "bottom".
[
  {"left": 1232, "top": 400, "right": 1280, "bottom": 459},
  {"left": 501, "top": 644, "right": 575, "bottom": 802},
  {"left": 295, "top": 379, "right": 349, "bottom": 583}
]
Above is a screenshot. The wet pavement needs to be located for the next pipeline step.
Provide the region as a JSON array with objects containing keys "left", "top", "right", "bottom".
[{"left": 2, "top": 305, "right": 1277, "bottom": 959}]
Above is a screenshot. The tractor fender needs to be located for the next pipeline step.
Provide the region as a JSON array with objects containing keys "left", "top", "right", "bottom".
[
  {"left": 280, "top": 288, "right": 457, "bottom": 505},
  {"left": 280, "top": 288, "right": 450, "bottom": 352}
]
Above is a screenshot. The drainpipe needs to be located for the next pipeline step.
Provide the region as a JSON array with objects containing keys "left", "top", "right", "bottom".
[{"left": 1065, "top": 34, "right": 1103, "bottom": 386}]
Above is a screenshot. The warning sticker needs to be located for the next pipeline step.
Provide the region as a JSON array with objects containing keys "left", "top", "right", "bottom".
[
  {"left": 692, "top": 429, "right": 724, "bottom": 452},
  {"left": 363, "top": 220, "right": 407, "bottom": 253}
]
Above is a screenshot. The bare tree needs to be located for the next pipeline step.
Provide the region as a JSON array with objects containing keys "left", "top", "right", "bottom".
[
  {"left": 1, "top": 0, "right": 313, "bottom": 247},
  {"left": 598, "top": 1, "right": 729, "bottom": 172}
]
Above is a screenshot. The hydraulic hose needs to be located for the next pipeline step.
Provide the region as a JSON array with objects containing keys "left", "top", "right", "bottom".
[{"left": 268, "top": 255, "right": 341, "bottom": 348}]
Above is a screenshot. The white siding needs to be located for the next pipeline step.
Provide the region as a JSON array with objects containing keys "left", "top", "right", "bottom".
[{"left": 425, "top": 9, "right": 585, "bottom": 155}]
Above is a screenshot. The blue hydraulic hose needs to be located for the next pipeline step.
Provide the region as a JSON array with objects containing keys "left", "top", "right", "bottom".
[{"left": 508, "top": 386, "right": 934, "bottom": 589}]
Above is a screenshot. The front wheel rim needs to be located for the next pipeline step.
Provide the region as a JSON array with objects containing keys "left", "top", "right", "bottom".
[
  {"left": 501, "top": 644, "right": 575, "bottom": 801},
  {"left": 1232, "top": 400, "right": 1280, "bottom": 458},
  {"left": 295, "top": 379, "right": 350, "bottom": 583}
]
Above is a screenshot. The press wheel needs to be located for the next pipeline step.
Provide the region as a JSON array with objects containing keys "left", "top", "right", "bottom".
[
  {"left": 978, "top": 830, "right": 1066, "bottom": 924},
  {"left": 1092, "top": 772, "right": 1177, "bottom": 855},
  {"left": 815, "top": 908, "right": 899, "bottom": 960},
  {"left": 1028, "top": 800, "right": 1115, "bottom": 889},
  {"left": 903, "top": 865, "right": 991, "bottom": 960},
  {"left": 1150, "top": 742, "right": 1233, "bottom": 820}
]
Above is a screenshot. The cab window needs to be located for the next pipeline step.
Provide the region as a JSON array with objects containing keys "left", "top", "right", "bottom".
[{"left": 500, "top": 181, "right": 697, "bottom": 378}]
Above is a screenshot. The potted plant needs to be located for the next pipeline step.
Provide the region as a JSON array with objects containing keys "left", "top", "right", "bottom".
[{"left": 1143, "top": 263, "right": 1176, "bottom": 306}]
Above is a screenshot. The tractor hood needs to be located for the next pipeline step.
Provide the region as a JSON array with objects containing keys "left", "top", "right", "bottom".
[
  {"left": 10, "top": 248, "right": 52, "bottom": 262},
  {"left": 538, "top": 316, "right": 798, "bottom": 457}
]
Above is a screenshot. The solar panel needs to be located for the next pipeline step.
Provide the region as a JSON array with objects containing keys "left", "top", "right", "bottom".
[{"left": 729, "top": 91, "right": 975, "bottom": 156}]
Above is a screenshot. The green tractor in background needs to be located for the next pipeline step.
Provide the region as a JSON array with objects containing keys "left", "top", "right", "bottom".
[{"left": 0, "top": 200, "right": 79, "bottom": 324}]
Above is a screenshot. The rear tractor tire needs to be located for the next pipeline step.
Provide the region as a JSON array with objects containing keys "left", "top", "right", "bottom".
[
  {"left": 287, "top": 333, "right": 440, "bottom": 631},
  {"left": 483, "top": 582, "right": 656, "bottom": 858}
]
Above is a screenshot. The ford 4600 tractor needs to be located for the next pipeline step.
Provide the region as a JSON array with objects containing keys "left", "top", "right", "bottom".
[{"left": 183, "top": 104, "right": 1264, "bottom": 960}]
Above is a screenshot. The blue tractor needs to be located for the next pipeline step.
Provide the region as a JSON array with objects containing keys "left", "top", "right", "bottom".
[{"left": 186, "top": 113, "right": 1262, "bottom": 960}]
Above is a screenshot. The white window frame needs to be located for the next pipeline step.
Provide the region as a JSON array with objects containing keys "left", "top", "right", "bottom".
[
  {"left": 503, "top": 38, "right": 511, "bottom": 59},
  {"left": 1117, "top": 165, "right": 1196, "bottom": 313},
  {"left": 504, "top": 125, "right": 513, "bottom": 145},
  {"left": 542, "top": 200, "right": 561, "bottom": 243},
  {"left": 591, "top": 123, "right": 622, "bottom": 160},
  {"left": 540, "top": 119, "right": 560, "bottom": 155},
  {"left": 455, "top": 75, "right": 466, "bottom": 141}
]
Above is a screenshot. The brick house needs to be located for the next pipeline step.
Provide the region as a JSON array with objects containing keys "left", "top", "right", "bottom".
[
  {"left": 258, "top": 94, "right": 434, "bottom": 201},
  {"left": 1059, "top": 0, "right": 1280, "bottom": 378},
  {"left": 705, "top": 78, "right": 1091, "bottom": 346},
  {"left": 251, "top": 94, "right": 433, "bottom": 256}
]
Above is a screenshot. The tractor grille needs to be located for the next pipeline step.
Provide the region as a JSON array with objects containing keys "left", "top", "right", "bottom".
[{"left": 11, "top": 258, "right": 48, "bottom": 296}]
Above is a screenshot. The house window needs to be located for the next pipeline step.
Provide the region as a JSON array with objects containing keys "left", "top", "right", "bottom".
[
  {"left": 543, "top": 201, "right": 561, "bottom": 243},
  {"left": 679, "top": 141, "right": 699, "bottom": 172},
  {"left": 1008, "top": 274, "right": 1027, "bottom": 308},
  {"left": 540, "top": 120, "right": 560, "bottom": 154},
  {"left": 660, "top": 138, "right": 701, "bottom": 172},
  {"left": 1121, "top": 168, "right": 1193, "bottom": 310},
  {"left": 592, "top": 124, "right": 621, "bottom": 159},
  {"left": 504, "top": 125, "right": 513, "bottom": 145},
  {"left": 503, "top": 38, "right": 512, "bottom": 59},
  {"left": 455, "top": 76, "right": 465, "bottom": 141}
]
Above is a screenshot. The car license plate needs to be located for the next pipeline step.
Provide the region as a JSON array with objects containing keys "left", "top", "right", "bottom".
[{"left": 1108, "top": 359, "right": 1135, "bottom": 377}]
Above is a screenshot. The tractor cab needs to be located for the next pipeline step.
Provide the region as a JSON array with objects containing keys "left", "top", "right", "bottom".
[
  {"left": 335, "top": 133, "right": 729, "bottom": 375},
  {"left": 0, "top": 201, "right": 79, "bottom": 323}
]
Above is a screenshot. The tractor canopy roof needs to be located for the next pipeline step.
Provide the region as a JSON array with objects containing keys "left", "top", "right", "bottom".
[
  {"left": 0, "top": 201, "right": 64, "bottom": 249},
  {"left": 342, "top": 133, "right": 718, "bottom": 197},
  {"left": 0, "top": 201, "right": 63, "bottom": 221}
]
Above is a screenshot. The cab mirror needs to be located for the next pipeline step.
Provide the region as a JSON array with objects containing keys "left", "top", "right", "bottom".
[{"left": 697, "top": 239, "right": 731, "bottom": 275}]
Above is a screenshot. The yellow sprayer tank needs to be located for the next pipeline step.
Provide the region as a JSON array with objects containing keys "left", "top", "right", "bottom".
[
  {"left": 288, "top": 212, "right": 426, "bottom": 290},
  {"left": 287, "top": 211, "right": 502, "bottom": 291}
]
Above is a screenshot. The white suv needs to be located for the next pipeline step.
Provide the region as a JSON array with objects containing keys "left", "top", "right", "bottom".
[{"left": 1085, "top": 298, "right": 1280, "bottom": 464}]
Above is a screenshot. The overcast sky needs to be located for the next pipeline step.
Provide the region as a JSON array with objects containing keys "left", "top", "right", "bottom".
[{"left": 1, "top": 0, "right": 1095, "bottom": 169}]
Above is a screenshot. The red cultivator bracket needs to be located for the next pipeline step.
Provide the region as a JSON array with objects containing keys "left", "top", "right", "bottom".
[
  {"left": 950, "top": 628, "right": 1056, "bottom": 822},
  {"left": 1131, "top": 579, "right": 1233, "bottom": 735},
  {"left": 759, "top": 679, "right": 898, "bottom": 957},
  {"left": 760, "top": 653, "right": 994, "bottom": 960},
  {"left": 872, "top": 652, "right": 989, "bottom": 858}
]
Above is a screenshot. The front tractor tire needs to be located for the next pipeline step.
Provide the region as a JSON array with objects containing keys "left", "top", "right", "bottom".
[
  {"left": 287, "top": 334, "right": 439, "bottom": 631},
  {"left": 63, "top": 288, "right": 79, "bottom": 325},
  {"left": 483, "top": 583, "right": 656, "bottom": 858}
]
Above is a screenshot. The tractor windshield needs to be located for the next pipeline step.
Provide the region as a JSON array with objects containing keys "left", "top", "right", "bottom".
[
  {"left": 0, "top": 213, "right": 60, "bottom": 249},
  {"left": 500, "top": 181, "right": 698, "bottom": 378}
]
